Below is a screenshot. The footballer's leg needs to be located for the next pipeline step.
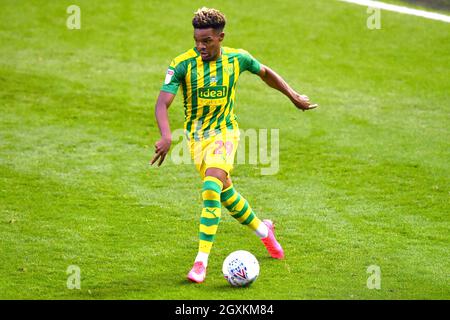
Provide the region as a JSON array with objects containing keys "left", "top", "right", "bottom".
[
  {"left": 187, "top": 173, "right": 223, "bottom": 283},
  {"left": 220, "top": 173, "right": 285, "bottom": 259},
  {"left": 203, "top": 129, "right": 284, "bottom": 260}
]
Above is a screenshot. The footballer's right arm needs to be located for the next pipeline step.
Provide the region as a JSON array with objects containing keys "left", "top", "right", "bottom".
[{"left": 151, "top": 91, "right": 176, "bottom": 167}]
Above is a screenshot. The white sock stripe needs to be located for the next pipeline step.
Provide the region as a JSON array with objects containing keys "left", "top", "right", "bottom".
[
  {"left": 255, "top": 222, "right": 269, "bottom": 239},
  {"left": 195, "top": 252, "right": 209, "bottom": 267}
]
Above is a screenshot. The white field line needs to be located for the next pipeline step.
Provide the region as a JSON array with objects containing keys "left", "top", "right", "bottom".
[{"left": 338, "top": 0, "right": 450, "bottom": 23}]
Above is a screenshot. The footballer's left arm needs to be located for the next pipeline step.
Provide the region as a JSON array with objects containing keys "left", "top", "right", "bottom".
[{"left": 258, "top": 64, "right": 318, "bottom": 111}]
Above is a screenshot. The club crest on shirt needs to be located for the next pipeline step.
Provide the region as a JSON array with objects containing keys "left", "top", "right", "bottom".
[{"left": 224, "top": 65, "right": 234, "bottom": 75}]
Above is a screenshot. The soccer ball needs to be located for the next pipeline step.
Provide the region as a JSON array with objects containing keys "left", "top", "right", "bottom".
[{"left": 222, "top": 250, "right": 260, "bottom": 287}]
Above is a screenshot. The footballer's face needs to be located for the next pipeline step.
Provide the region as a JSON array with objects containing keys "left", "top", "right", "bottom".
[{"left": 194, "top": 28, "right": 224, "bottom": 61}]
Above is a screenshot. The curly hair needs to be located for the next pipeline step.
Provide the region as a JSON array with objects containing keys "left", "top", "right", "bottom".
[{"left": 192, "top": 7, "right": 226, "bottom": 31}]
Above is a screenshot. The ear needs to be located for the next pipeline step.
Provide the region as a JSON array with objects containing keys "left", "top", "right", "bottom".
[{"left": 219, "top": 32, "right": 225, "bottom": 42}]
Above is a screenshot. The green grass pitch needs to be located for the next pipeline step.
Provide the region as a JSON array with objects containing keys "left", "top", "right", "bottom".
[{"left": 0, "top": 0, "right": 449, "bottom": 299}]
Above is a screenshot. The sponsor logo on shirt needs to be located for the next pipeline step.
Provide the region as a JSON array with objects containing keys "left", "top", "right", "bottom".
[{"left": 198, "top": 85, "right": 228, "bottom": 106}]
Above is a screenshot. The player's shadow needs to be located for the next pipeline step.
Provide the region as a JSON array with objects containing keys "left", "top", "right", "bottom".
[
  {"left": 177, "top": 279, "right": 195, "bottom": 286},
  {"left": 177, "top": 279, "right": 255, "bottom": 291}
]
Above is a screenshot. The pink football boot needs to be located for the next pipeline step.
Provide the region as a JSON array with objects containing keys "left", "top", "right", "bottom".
[
  {"left": 187, "top": 261, "right": 207, "bottom": 283},
  {"left": 261, "top": 219, "right": 285, "bottom": 259}
]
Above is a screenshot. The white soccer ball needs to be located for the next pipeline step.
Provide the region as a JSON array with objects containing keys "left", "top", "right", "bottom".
[{"left": 222, "top": 250, "right": 260, "bottom": 287}]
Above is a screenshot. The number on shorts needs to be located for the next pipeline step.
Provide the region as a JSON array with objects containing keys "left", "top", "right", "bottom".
[
  {"left": 224, "top": 141, "right": 233, "bottom": 156},
  {"left": 214, "top": 140, "right": 234, "bottom": 156}
]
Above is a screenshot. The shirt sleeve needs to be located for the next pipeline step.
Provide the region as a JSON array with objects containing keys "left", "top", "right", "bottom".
[
  {"left": 160, "top": 60, "right": 184, "bottom": 94},
  {"left": 239, "top": 50, "right": 262, "bottom": 75}
]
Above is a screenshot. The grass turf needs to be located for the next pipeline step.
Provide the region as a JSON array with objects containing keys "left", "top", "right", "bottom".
[{"left": 0, "top": 0, "right": 449, "bottom": 299}]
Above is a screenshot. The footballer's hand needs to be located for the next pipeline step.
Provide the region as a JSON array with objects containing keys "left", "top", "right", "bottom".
[
  {"left": 291, "top": 93, "right": 318, "bottom": 112},
  {"left": 150, "top": 136, "right": 172, "bottom": 167}
]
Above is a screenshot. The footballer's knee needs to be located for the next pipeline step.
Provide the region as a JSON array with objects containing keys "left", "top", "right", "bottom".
[
  {"left": 222, "top": 176, "right": 232, "bottom": 190},
  {"left": 205, "top": 167, "right": 231, "bottom": 189}
]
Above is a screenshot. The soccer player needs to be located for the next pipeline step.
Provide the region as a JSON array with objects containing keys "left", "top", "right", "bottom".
[{"left": 151, "top": 7, "right": 317, "bottom": 283}]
